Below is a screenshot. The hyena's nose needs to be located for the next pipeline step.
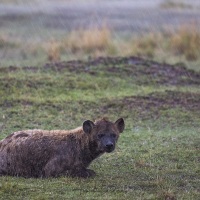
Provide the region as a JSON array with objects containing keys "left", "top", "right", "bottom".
[
  {"left": 105, "top": 143, "right": 114, "bottom": 152},
  {"left": 106, "top": 143, "right": 113, "bottom": 148}
]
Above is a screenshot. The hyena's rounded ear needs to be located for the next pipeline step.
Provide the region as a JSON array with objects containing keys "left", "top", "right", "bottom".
[
  {"left": 115, "top": 118, "right": 125, "bottom": 133},
  {"left": 83, "top": 120, "right": 95, "bottom": 134}
]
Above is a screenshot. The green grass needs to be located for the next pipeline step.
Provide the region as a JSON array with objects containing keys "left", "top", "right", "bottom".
[
  {"left": 0, "top": 57, "right": 200, "bottom": 199},
  {"left": 160, "top": 0, "right": 193, "bottom": 9}
]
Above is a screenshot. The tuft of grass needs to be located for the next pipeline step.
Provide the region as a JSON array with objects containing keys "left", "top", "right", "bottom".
[
  {"left": 157, "top": 189, "right": 176, "bottom": 200},
  {"left": 0, "top": 35, "right": 17, "bottom": 49},
  {"left": 131, "top": 33, "right": 161, "bottom": 58},
  {"left": 160, "top": 0, "right": 192, "bottom": 9},
  {"left": 63, "top": 25, "right": 113, "bottom": 54},
  {"left": 0, "top": 181, "right": 21, "bottom": 196},
  {"left": 169, "top": 24, "right": 200, "bottom": 61},
  {"left": 45, "top": 39, "right": 61, "bottom": 62}
]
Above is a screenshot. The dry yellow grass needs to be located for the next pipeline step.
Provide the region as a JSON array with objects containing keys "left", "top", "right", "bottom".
[
  {"left": 64, "top": 26, "right": 112, "bottom": 54},
  {"left": 160, "top": 0, "right": 192, "bottom": 9},
  {"left": 131, "top": 33, "right": 162, "bottom": 58},
  {"left": 0, "top": 35, "right": 17, "bottom": 48},
  {"left": 46, "top": 39, "right": 61, "bottom": 62},
  {"left": 0, "top": 36, "right": 7, "bottom": 48},
  {"left": 43, "top": 24, "right": 200, "bottom": 62},
  {"left": 169, "top": 24, "right": 200, "bottom": 60},
  {"left": 132, "top": 25, "right": 200, "bottom": 61}
]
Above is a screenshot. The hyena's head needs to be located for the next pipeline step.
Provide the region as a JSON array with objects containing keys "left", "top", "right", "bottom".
[{"left": 83, "top": 118, "right": 125, "bottom": 153}]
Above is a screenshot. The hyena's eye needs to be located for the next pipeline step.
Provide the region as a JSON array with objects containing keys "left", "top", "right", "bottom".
[
  {"left": 98, "top": 133, "right": 105, "bottom": 139},
  {"left": 111, "top": 133, "right": 117, "bottom": 138}
]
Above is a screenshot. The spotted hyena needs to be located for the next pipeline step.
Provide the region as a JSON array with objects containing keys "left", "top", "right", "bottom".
[{"left": 0, "top": 118, "right": 125, "bottom": 178}]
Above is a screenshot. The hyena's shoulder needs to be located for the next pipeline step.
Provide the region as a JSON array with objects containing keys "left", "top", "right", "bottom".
[{"left": 0, "top": 130, "right": 43, "bottom": 144}]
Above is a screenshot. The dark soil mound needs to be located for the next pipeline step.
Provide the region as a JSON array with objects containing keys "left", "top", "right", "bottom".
[
  {"left": 1, "top": 56, "right": 200, "bottom": 86},
  {"left": 44, "top": 56, "right": 200, "bottom": 85}
]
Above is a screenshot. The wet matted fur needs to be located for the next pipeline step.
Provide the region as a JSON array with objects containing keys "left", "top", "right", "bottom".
[{"left": 0, "top": 118, "right": 125, "bottom": 178}]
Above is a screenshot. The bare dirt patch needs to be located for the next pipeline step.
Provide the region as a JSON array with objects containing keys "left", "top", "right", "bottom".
[
  {"left": 45, "top": 56, "right": 200, "bottom": 85},
  {"left": 100, "top": 90, "right": 200, "bottom": 126},
  {"left": 1, "top": 56, "right": 200, "bottom": 86},
  {"left": 104, "top": 90, "right": 200, "bottom": 112}
]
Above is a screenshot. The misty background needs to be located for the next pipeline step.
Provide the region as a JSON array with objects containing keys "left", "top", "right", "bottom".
[{"left": 0, "top": 0, "right": 200, "bottom": 68}]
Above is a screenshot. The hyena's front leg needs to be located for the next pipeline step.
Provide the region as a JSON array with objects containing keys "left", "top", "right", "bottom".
[
  {"left": 69, "top": 167, "right": 96, "bottom": 178},
  {"left": 43, "top": 157, "right": 68, "bottom": 178},
  {"left": 44, "top": 159, "right": 95, "bottom": 178},
  {"left": 0, "top": 154, "right": 8, "bottom": 176}
]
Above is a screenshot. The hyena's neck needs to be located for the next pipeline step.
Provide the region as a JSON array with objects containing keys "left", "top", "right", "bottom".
[
  {"left": 82, "top": 141, "right": 103, "bottom": 167},
  {"left": 89, "top": 141, "right": 104, "bottom": 160}
]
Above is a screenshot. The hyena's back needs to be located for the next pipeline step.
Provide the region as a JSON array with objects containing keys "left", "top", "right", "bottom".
[{"left": 0, "top": 129, "right": 81, "bottom": 177}]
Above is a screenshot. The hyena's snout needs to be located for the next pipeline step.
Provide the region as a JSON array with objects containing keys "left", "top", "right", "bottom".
[
  {"left": 105, "top": 142, "right": 114, "bottom": 153},
  {"left": 101, "top": 137, "right": 116, "bottom": 153}
]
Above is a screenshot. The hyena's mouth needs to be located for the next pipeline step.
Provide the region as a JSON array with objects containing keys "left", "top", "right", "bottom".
[
  {"left": 105, "top": 145, "right": 115, "bottom": 153},
  {"left": 105, "top": 148, "right": 114, "bottom": 153},
  {"left": 99, "top": 147, "right": 114, "bottom": 153}
]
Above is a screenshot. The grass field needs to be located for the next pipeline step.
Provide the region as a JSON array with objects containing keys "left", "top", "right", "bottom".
[{"left": 0, "top": 56, "right": 199, "bottom": 199}]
